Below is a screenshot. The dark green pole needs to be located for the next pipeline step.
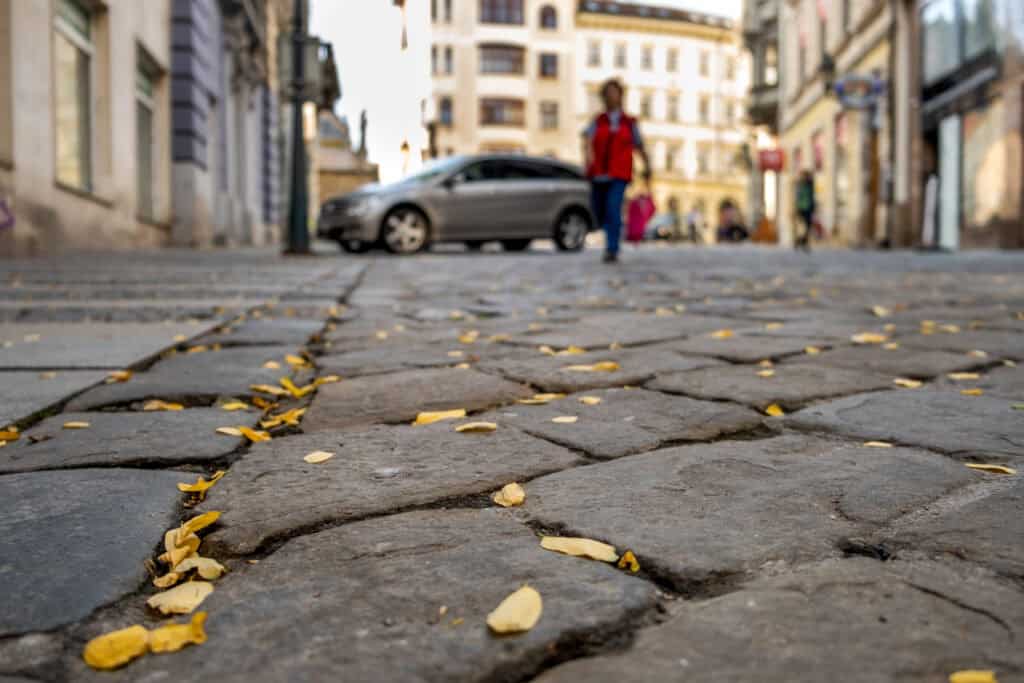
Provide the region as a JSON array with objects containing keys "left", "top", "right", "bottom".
[{"left": 285, "top": 0, "right": 310, "bottom": 254}]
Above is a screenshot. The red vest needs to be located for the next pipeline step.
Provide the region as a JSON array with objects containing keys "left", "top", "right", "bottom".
[{"left": 587, "top": 112, "right": 636, "bottom": 181}]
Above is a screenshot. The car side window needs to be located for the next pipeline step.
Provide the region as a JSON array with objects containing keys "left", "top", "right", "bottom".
[
  {"left": 501, "top": 160, "right": 549, "bottom": 180},
  {"left": 460, "top": 161, "right": 502, "bottom": 182}
]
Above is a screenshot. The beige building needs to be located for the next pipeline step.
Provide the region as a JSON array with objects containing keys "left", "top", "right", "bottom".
[{"left": 575, "top": 0, "right": 751, "bottom": 236}]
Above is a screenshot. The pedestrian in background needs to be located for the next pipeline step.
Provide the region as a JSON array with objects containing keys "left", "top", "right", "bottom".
[
  {"left": 795, "top": 170, "right": 816, "bottom": 251},
  {"left": 686, "top": 205, "right": 703, "bottom": 244},
  {"left": 582, "top": 78, "right": 652, "bottom": 263},
  {"left": 626, "top": 187, "right": 655, "bottom": 246}
]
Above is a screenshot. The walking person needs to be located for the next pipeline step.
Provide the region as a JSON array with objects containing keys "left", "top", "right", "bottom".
[
  {"left": 794, "top": 170, "right": 816, "bottom": 251},
  {"left": 582, "top": 79, "right": 652, "bottom": 263}
]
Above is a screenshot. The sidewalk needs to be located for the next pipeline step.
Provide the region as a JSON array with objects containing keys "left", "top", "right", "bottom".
[{"left": 1, "top": 245, "right": 1022, "bottom": 682}]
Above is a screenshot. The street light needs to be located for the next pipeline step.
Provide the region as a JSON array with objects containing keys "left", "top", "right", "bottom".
[{"left": 284, "top": 0, "right": 310, "bottom": 255}]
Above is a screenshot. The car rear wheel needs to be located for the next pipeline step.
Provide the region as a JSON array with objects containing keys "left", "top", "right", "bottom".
[
  {"left": 553, "top": 210, "right": 590, "bottom": 251},
  {"left": 502, "top": 239, "right": 532, "bottom": 252},
  {"left": 381, "top": 207, "right": 429, "bottom": 254},
  {"left": 337, "top": 238, "right": 371, "bottom": 254}
]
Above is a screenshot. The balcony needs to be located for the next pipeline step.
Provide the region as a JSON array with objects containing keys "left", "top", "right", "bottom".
[{"left": 746, "top": 83, "right": 779, "bottom": 130}]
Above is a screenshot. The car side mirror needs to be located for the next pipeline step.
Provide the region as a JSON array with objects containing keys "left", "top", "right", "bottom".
[{"left": 442, "top": 174, "right": 463, "bottom": 190}]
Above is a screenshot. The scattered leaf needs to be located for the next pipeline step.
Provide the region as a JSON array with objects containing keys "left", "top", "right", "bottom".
[
  {"left": 967, "top": 349, "right": 988, "bottom": 358},
  {"left": 375, "top": 330, "right": 389, "bottom": 340},
  {"left": 454, "top": 362, "right": 471, "bottom": 369},
  {"left": 458, "top": 330, "right": 480, "bottom": 344},
  {"left": 765, "top": 404, "right": 784, "bottom": 417},
  {"left": 851, "top": 333, "right": 888, "bottom": 345},
  {"left": 883, "top": 342, "right": 902, "bottom": 350},
  {"left": 540, "top": 536, "right": 618, "bottom": 562},
  {"left": 261, "top": 407, "right": 306, "bottom": 429},
  {"left": 185, "top": 346, "right": 208, "bottom": 354},
  {"left": 0, "top": 429, "right": 19, "bottom": 441},
  {"left": 1005, "top": 360, "right": 1017, "bottom": 368},
  {"left": 961, "top": 388, "right": 984, "bottom": 396},
  {"left": 250, "top": 384, "right": 288, "bottom": 397},
  {"left": 173, "top": 334, "right": 187, "bottom": 342},
  {"left": 493, "top": 482, "right": 526, "bottom": 507},
  {"left": 948, "top": 670, "right": 998, "bottom": 683},
  {"left": 173, "top": 557, "right": 226, "bottom": 580},
  {"left": 965, "top": 463, "right": 1016, "bottom": 475},
  {"left": 518, "top": 393, "right": 566, "bottom": 405},
  {"left": 62, "top": 421, "right": 90, "bottom": 429},
  {"left": 147, "top": 581, "right": 214, "bottom": 615},
  {"left": 143, "top": 400, "right": 184, "bottom": 412},
  {"left": 313, "top": 375, "right": 341, "bottom": 386},
  {"left": 804, "top": 346, "right": 821, "bottom": 355},
  {"left": 279, "top": 377, "right": 315, "bottom": 399},
  {"left": 710, "top": 329, "right": 734, "bottom": 339},
  {"left": 413, "top": 409, "right": 467, "bottom": 426},
  {"left": 538, "top": 345, "right": 556, "bottom": 355},
  {"left": 179, "top": 511, "right": 222, "bottom": 539},
  {"left": 83, "top": 624, "right": 150, "bottom": 670},
  {"left": 304, "top": 450, "right": 335, "bottom": 464},
  {"left": 251, "top": 396, "right": 275, "bottom": 411},
  {"left": 758, "top": 359, "right": 774, "bottom": 367},
  {"left": 947, "top": 372, "right": 981, "bottom": 381},
  {"left": 564, "top": 361, "right": 619, "bottom": 372},
  {"left": 158, "top": 532, "right": 199, "bottom": 567},
  {"left": 578, "top": 396, "right": 602, "bottom": 406},
  {"left": 148, "top": 612, "right": 208, "bottom": 654},
  {"left": 556, "top": 345, "right": 588, "bottom": 356},
  {"left": 617, "top": 550, "right": 640, "bottom": 573},
  {"left": 262, "top": 360, "right": 281, "bottom": 369},
  {"left": 609, "top": 342, "right": 623, "bottom": 350},
  {"left": 39, "top": 371, "right": 58, "bottom": 379},
  {"left": 940, "top": 324, "right": 961, "bottom": 333},
  {"left": 764, "top": 322, "right": 783, "bottom": 330},
  {"left": 285, "top": 354, "right": 311, "bottom": 368},
  {"left": 654, "top": 307, "right": 675, "bottom": 317},
  {"left": 220, "top": 400, "right": 250, "bottom": 412},
  {"left": 551, "top": 416, "right": 578, "bottom": 424},
  {"left": 177, "top": 471, "right": 225, "bottom": 496},
  {"left": 871, "top": 306, "right": 892, "bottom": 318},
  {"left": 1013, "top": 403, "right": 1024, "bottom": 411},
  {"left": 488, "top": 333, "right": 511, "bottom": 343},
  {"left": 455, "top": 421, "right": 498, "bottom": 433},
  {"left": 152, "top": 572, "right": 181, "bottom": 589},
  {"left": 238, "top": 426, "right": 271, "bottom": 442},
  {"left": 757, "top": 369, "right": 776, "bottom": 378},
  {"left": 486, "top": 585, "right": 542, "bottom": 634},
  {"left": 447, "top": 350, "right": 465, "bottom": 358},
  {"left": 863, "top": 441, "right": 894, "bottom": 448},
  {"left": 215, "top": 426, "right": 243, "bottom": 437},
  {"left": 106, "top": 370, "right": 132, "bottom": 384},
  {"left": 893, "top": 378, "right": 923, "bottom": 389}
]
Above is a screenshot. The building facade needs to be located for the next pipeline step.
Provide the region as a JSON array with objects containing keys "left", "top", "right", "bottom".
[{"left": 741, "top": 0, "right": 780, "bottom": 238}]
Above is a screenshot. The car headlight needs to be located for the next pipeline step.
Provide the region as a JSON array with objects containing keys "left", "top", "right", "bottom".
[{"left": 346, "top": 197, "right": 379, "bottom": 217}]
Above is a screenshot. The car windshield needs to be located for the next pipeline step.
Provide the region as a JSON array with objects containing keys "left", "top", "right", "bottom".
[{"left": 394, "top": 156, "right": 465, "bottom": 185}]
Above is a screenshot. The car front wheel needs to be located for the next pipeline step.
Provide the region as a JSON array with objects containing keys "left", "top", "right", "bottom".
[
  {"left": 381, "top": 207, "right": 429, "bottom": 254},
  {"left": 553, "top": 210, "right": 590, "bottom": 251}
]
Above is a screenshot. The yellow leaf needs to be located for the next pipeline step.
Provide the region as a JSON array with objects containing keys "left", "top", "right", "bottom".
[
  {"left": 965, "top": 463, "right": 1016, "bottom": 475},
  {"left": 238, "top": 426, "right": 271, "bottom": 442},
  {"left": 863, "top": 441, "right": 894, "bottom": 448},
  {"left": 215, "top": 426, "right": 243, "bottom": 437},
  {"left": 851, "top": 333, "right": 888, "bottom": 345},
  {"left": 185, "top": 345, "right": 208, "bottom": 354},
  {"left": 179, "top": 511, "right": 222, "bottom": 538},
  {"left": 146, "top": 581, "right": 214, "bottom": 615},
  {"left": 148, "top": 612, "right": 208, "bottom": 654},
  {"left": 251, "top": 396, "right": 275, "bottom": 411},
  {"left": 883, "top": 323, "right": 896, "bottom": 332},
  {"left": 0, "top": 429, "right": 19, "bottom": 441},
  {"left": 153, "top": 572, "right": 181, "bottom": 589},
  {"left": 948, "top": 670, "right": 998, "bottom": 683},
  {"left": 279, "top": 377, "right": 315, "bottom": 399},
  {"left": 961, "top": 388, "right": 984, "bottom": 396},
  {"left": 517, "top": 393, "right": 566, "bottom": 405},
  {"left": 758, "top": 359, "right": 774, "bottom": 367},
  {"left": 940, "top": 324, "right": 961, "bottom": 333},
  {"left": 447, "top": 350, "right": 465, "bottom": 358},
  {"left": 804, "top": 346, "right": 821, "bottom": 355},
  {"left": 454, "top": 363, "right": 471, "bottom": 369},
  {"left": 757, "top": 369, "right": 776, "bottom": 378},
  {"left": 654, "top": 307, "right": 675, "bottom": 317},
  {"left": 765, "top": 404, "right": 785, "bottom": 417},
  {"left": 177, "top": 471, "right": 225, "bottom": 495},
  {"left": 303, "top": 450, "right": 335, "bottom": 464},
  {"left": 564, "top": 361, "right": 620, "bottom": 372},
  {"left": 39, "top": 371, "right": 58, "bottom": 379},
  {"left": 488, "top": 333, "right": 511, "bottom": 343},
  {"left": 492, "top": 482, "right": 526, "bottom": 507},
  {"left": 556, "top": 345, "right": 588, "bottom": 356},
  {"left": 173, "top": 557, "right": 226, "bottom": 580},
  {"left": 538, "top": 345, "right": 556, "bottom": 356},
  {"left": 62, "top": 421, "right": 90, "bottom": 429},
  {"left": 143, "top": 400, "right": 184, "bottom": 412},
  {"left": 486, "top": 585, "right": 542, "bottom": 634},
  {"left": 449, "top": 309, "right": 466, "bottom": 320},
  {"left": 159, "top": 532, "right": 199, "bottom": 567},
  {"left": 285, "top": 354, "right": 311, "bottom": 368},
  {"left": 250, "top": 383, "right": 288, "bottom": 397},
  {"left": 262, "top": 360, "right": 281, "bottom": 370},
  {"left": 540, "top": 536, "right": 618, "bottom": 562},
  {"left": 375, "top": 330, "right": 389, "bottom": 340},
  {"left": 871, "top": 305, "right": 892, "bottom": 318},
  {"left": 883, "top": 342, "right": 901, "bottom": 350},
  {"left": 967, "top": 349, "right": 989, "bottom": 358},
  {"left": 313, "top": 375, "right": 341, "bottom": 386},
  {"left": 710, "top": 329, "right": 734, "bottom": 339},
  {"left": 551, "top": 416, "right": 578, "bottom": 424},
  {"left": 220, "top": 401, "right": 250, "bottom": 411},
  {"left": 609, "top": 342, "right": 623, "bottom": 350},
  {"left": 893, "top": 378, "right": 923, "bottom": 389},
  {"left": 105, "top": 370, "right": 132, "bottom": 384},
  {"left": 617, "top": 550, "right": 641, "bottom": 573},
  {"left": 458, "top": 330, "right": 480, "bottom": 344},
  {"left": 260, "top": 407, "right": 306, "bottom": 429},
  {"left": 455, "top": 422, "right": 498, "bottom": 433},
  {"left": 947, "top": 372, "right": 980, "bottom": 381},
  {"left": 173, "top": 334, "right": 187, "bottom": 342},
  {"left": 1005, "top": 360, "right": 1017, "bottom": 368},
  {"left": 83, "top": 624, "right": 150, "bottom": 670},
  {"left": 413, "top": 409, "right": 467, "bottom": 426},
  {"left": 578, "top": 396, "right": 602, "bottom": 406},
  {"left": 764, "top": 322, "right": 783, "bottom": 330}
]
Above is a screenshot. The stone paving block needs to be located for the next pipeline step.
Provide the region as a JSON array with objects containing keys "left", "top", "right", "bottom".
[
  {"left": 488, "top": 388, "right": 763, "bottom": 459},
  {"left": 509, "top": 312, "right": 749, "bottom": 350},
  {"left": 783, "top": 344, "right": 985, "bottom": 378},
  {"left": 64, "top": 345, "right": 298, "bottom": 410},
  {"left": 900, "top": 329, "right": 1024, "bottom": 360},
  {"left": 0, "top": 468, "right": 187, "bottom": 636},
  {"left": 787, "top": 389, "right": 1024, "bottom": 460},
  {"left": 0, "top": 370, "right": 108, "bottom": 426},
  {"left": 302, "top": 367, "right": 532, "bottom": 431},
  {"left": 521, "top": 435, "right": 975, "bottom": 590},
  {"left": 195, "top": 317, "right": 323, "bottom": 347},
  {"left": 663, "top": 334, "right": 834, "bottom": 363},
  {"left": 534, "top": 558, "right": 1024, "bottom": 683},
  {"left": 0, "top": 409, "right": 247, "bottom": 473},
  {"left": 0, "top": 322, "right": 212, "bottom": 369},
  {"left": 932, "top": 364, "right": 1024, "bottom": 399},
  {"left": 202, "top": 425, "right": 582, "bottom": 555},
  {"left": 478, "top": 347, "right": 723, "bottom": 394},
  {"left": 744, "top": 319, "right": 892, "bottom": 342},
  {"left": 648, "top": 363, "right": 893, "bottom": 410},
  {"left": 317, "top": 339, "right": 535, "bottom": 379},
  {"left": 72, "top": 510, "right": 656, "bottom": 683}
]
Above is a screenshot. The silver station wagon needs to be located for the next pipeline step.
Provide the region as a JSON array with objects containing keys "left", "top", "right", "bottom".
[{"left": 316, "top": 154, "right": 595, "bottom": 254}]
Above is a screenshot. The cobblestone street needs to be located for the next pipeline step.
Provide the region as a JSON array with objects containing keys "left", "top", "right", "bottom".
[{"left": 1, "top": 245, "right": 1023, "bottom": 682}]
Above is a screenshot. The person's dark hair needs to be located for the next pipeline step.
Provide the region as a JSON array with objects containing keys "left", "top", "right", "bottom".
[{"left": 600, "top": 78, "right": 624, "bottom": 99}]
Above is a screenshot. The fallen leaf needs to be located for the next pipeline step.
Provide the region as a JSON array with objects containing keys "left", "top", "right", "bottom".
[
  {"left": 82, "top": 624, "right": 150, "bottom": 670},
  {"left": 764, "top": 322, "right": 783, "bottom": 330},
  {"left": 148, "top": 612, "right": 208, "bottom": 654},
  {"left": 152, "top": 572, "right": 181, "bottom": 589},
  {"left": 159, "top": 532, "right": 199, "bottom": 567},
  {"left": 185, "top": 345, "right": 208, "bottom": 354},
  {"left": 173, "top": 557, "right": 226, "bottom": 580},
  {"left": 538, "top": 345, "right": 556, "bottom": 355},
  {"left": 883, "top": 342, "right": 901, "bottom": 350},
  {"left": 143, "top": 400, "right": 184, "bottom": 412},
  {"left": 454, "top": 362, "right": 471, "bottom": 369},
  {"left": 871, "top": 306, "right": 892, "bottom": 318},
  {"left": 303, "top": 450, "right": 335, "bottom": 464},
  {"left": 250, "top": 384, "right": 288, "bottom": 397},
  {"left": 609, "top": 342, "right": 623, "bottom": 350},
  {"left": 458, "top": 330, "right": 480, "bottom": 344},
  {"left": 757, "top": 369, "right": 776, "bottom": 378},
  {"left": 961, "top": 388, "right": 984, "bottom": 396},
  {"left": 177, "top": 471, "right": 225, "bottom": 496},
  {"left": 106, "top": 370, "right": 133, "bottom": 383},
  {"left": 654, "top": 307, "right": 675, "bottom": 317},
  {"left": 179, "top": 511, "right": 222, "bottom": 538},
  {"left": 449, "top": 310, "right": 466, "bottom": 320},
  {"left": 173, "top": 334, "right": 187, "bottom": 342},
  {"left": 1013, "top": 403, "right": 1024, "bottom": 411},
  {"left": 215, "top": 426, "right": 243, "bottom": 437},
  {"left": 488, "top": 333, "right": 511, "bottom": 343},
  {"left": 965, "top": 463, "right": 1016, "bottom": 475},
  {"left": 517, "top": 393, "right": 566, "bottom": 405},
  {"left": 62, "top": 421, "right": 90, "bottom": 429},
  {"left": 375, "top": 330, "right": 389, "bottom": 340},
  {"left": 492, "top": 482, "right": 526, "bottom": 507},
  {"left": 617, "top": 550, "right": 640, "bottom": 573},
  {"left": 313, "top": 375, "right": 341, "bottom": 386},
  {"left": 967, "top": 349, "right": 989, "bottom": 358},
  {"left": 540, "top": 536, "right": 618, "bottom": 562},
  {"left": 947, "top": 372, "right": 981, "bottom": 381},
  {"left": 1005, "top": 360, "right": 1017, "bottom": 368},
  {"left": 551, "top": 416, "right": 578, "bottom": 424},
  {"left": 578, "top": 396, "right": 602, "bottom": 406},
  {"left": 863, "top": 441, "right": 894, "bottom": 448},
  {"left": 39, "top": 371, "right": 58, "bottom": 379},
  {"left": 285, "top": 354, "right": 311, "bottom": 368},
  {"left": 758, "top": 359, "right": 774, "bottom": 367},
  {"left": 262, "top": 360, "right": 281, "bottom": 369},
  {"left": 940, "top": 324, "right": 961, "bottom": 333},
  {"left": 710, "top": 329, "right": 734, "bottom": 339},
  {"left": 238, "top": 426, "right": 271, "bottom": 442},
  {"left": 220, "top": 401, "right": 250, "bottom": 411},
  {"left": 260, "top": 407, "right": 306, "bottom": 429},
  {"left": 765, "top": 404, "right": 785, "bottom": 417},
  {"left": 0, "top": 429, "right": 19, "bottom": 441},
  {"left": 487, "top": 585, "right": 542, "bottom": 634},
  {"left": 564, "top": 361, "right": 620, "bottom": 372},
  {"left": 851, "top": 333, "right": 888, "bottom": 344},
  {"left": 455, "top": 422, "right": 498, "bottom": 433},
  {"left": 413, "top": 409, "right": 467, "bottom": 426},
  {"left": 804, "top": 346, "right": 821, "bottom": 355},
  {"left": 279, "top": 377, "right": 315, "bottom": 399},
  {"left": 893, "top": 378, "right": 923, "bottom": 389},
  {"left": 948, "top": 670, "right": 998, "bottom": 683},
  {"left": 146, "top": 581, "right": 214, "bottom": 615},
  {"left": 447, "top": 350, "right": 465, "bottom": 358}
]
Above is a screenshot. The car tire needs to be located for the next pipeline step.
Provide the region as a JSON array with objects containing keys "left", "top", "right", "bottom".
[
  {"left": 381, "top": 206, "right": 430, "bottom": 254},
  {"left": 553, "top": 209, "right": 591, "bottom": 251},
  {"left": 465, "top": 240, "right": 485, "bottom": 251},
  {"left": 337, "top": 238, "right": 371, "bottom": 254},
  {"left": 501, "top": 239, "right": 532, "bottom": 252}
]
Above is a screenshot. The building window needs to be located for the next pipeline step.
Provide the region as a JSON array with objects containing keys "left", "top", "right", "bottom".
[
  {"left": 444, "top": 46, "right": 453, "bottom": 74},
  {"left": 697, "top": 144, "right": 711, "bottom": 175},
  {"left": 963, "top": 0, "right": 998, "bottom": 60},
  {"left": 136, "top": 53, "right": 157, "bottom": 221},
  {"left": 699, "top": 50, "right": 710, "bottom": 77},
  {"left": 588, "top": 40, "right": 601, "bottom": 67},
  {"left": 439, "top": 97, "right": 453, "bottom": 126},
  {"left": 431, "top": 0, "right": 438, "bottom": 22},
  {"left": 588, "top": 88, "right": 601, "bottom": 114},
  {"left": 539, "top": 53, "right": 558, "bottom": 78},
  {"left": 614, "top": 43, "right": 627, "bottom": 68},
  {"left": 480, "top": 97, "right": 525, "bottom": 126},
  {"left": 725, "top": 99, "right": 735, "bottom": 124},
  {"left": 431, "top": 46, "right": 438, "bottom": 74},
  {"left": 640, "top": 93, "right": 652, "bottom": 119},
  {"left": 667, "top": 93, "right": 679, "bottom": 122},
  {"left": 698, "top": 96, "right": 710, "bottom": 124},
  {"left": 444, "top": 0, "right": 452, "bottom": 22},
  {"left": 724, "top": 55, "right": 735, "bottom": 80},
  {"left": 480, "top": 0, "right": 523, "bottom": 25},
  {"left": 54, "top": 0, "right": 93, "bottom": 191},
  {"left": 539, "top": 5, "right": 557, "bottom": 29},
  {"left": 540, "top": 101, "right": 558, "bottom": 130},
  {"left": 667, "top": 48, "right": 678, "bottom": 72},
  {"left": 841, "top": 0, "right": 852, "bottom": 33},
  {"left": 642, "top": 46, "right": 653, "bottom": 70},
  {"left": 665, "top": 146, "right": 678, "bottom": 171},
  {"left": 479, "top": 44, "right": 524, "bottom": 74},
  {"left": 765, "top": 45, "right": 778, "bottom": 85}
]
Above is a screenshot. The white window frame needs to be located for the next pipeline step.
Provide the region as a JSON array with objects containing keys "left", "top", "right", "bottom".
[
  {"left": 136, "top": 54, "right": 157, "bottom": 221},
  {"left": 53, "top": 0, "right": 95, "bottom": 192}
]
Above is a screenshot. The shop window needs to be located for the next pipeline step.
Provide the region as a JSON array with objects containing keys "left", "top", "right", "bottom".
[{"left": 54, "top": 0, "right": 93, "bottom": 191}]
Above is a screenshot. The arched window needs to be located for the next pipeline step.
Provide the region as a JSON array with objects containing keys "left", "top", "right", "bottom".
[{"left": 539, "top": 5, "right": 557, "bottom": 29}]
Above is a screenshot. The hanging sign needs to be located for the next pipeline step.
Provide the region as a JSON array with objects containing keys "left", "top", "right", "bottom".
[{"left": 758, "top": 149, "right": 785, "bottom": 172}]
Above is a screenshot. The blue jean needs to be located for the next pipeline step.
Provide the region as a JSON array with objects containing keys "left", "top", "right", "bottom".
[{"left": 591, "top": 179, "right": 628, "bottom": 255}]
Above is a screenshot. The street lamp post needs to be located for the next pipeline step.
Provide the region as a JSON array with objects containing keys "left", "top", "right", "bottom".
[{"left": 284, "top": 0, "right": 310, "bottom": 255}]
